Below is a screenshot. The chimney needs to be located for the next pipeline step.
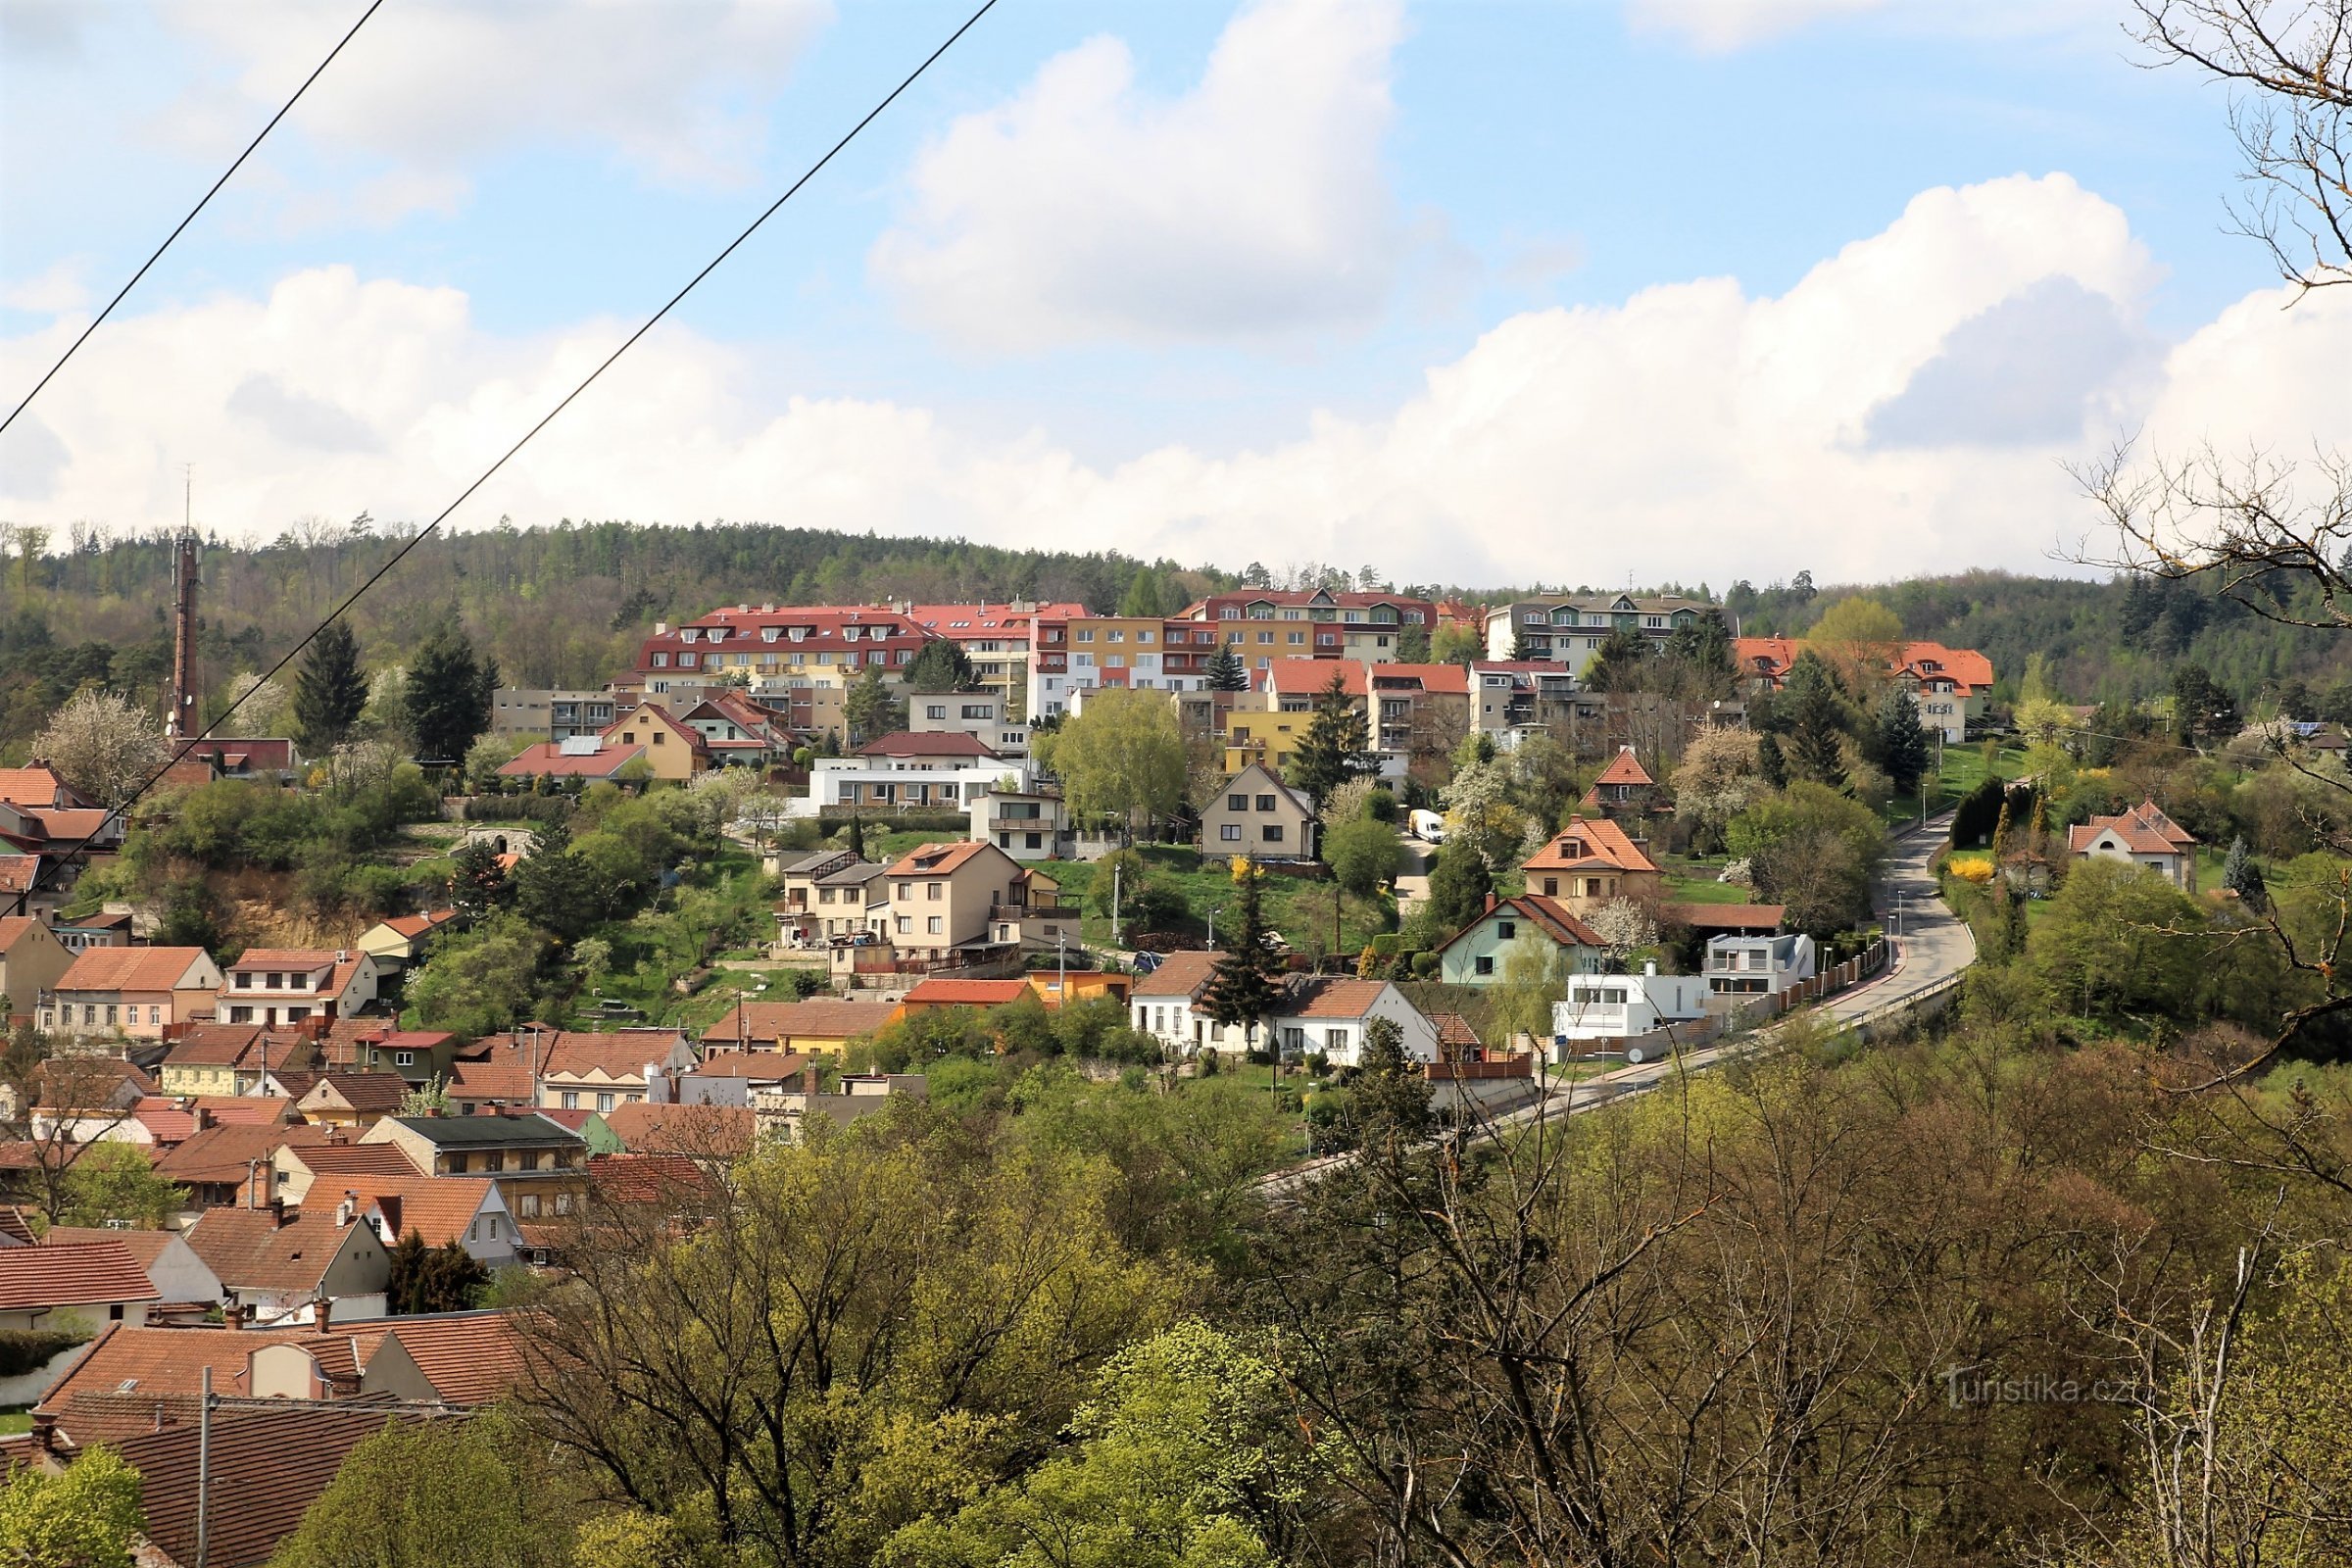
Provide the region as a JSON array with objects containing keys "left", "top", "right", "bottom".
[
  {"left": 654, "top": 621, "right": 667, "bottom": 636},
  {"left": 195, "top": 1105, "right": 214, "bottom": 1132},
  {"left": 336, "top": 1190, "right": 357, "bottom": 1228},
  {"left": 223, "top": 1301, "right": 245, "bottom": 1331},
  {"left": 246, "top": 1160, "right": 265, "bottom": 1209},
  {"left": 315, "top": 1298, "right": 332, "bottom": 1335},
  {"left": 803, "top": 1057, "right": 818, "bottom": 1096},
  {"left": 1484, "top": 892, "right": 1497, "bottom": 915},
  {"left": 270, "top": 1196, "right": 288, "bottom": 1228},
  {"left": 29, "top": 1411, "right": 56, "bottom": 1453}
]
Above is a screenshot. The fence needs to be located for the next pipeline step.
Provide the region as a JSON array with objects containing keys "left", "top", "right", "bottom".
[{"left": 1427, "top": 1056, "right": 1535, "bottom": 1081}]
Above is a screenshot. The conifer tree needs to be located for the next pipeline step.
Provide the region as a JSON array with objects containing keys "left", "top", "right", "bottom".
[
  {"left": 1287, "top": 670, "right": 1371, "bottom": 808},
  {"left": 1200, "top": 858, "right": 1285, "bottom": 1057},
  {"left": 293, "top": 618, "right": 368, "bottom": 753},
  {"left": 404, "top": 618, "right": 497, "bottom": 764},
  {"left": 1203, "top": 644, "right": 1249, "bottom": 692}
]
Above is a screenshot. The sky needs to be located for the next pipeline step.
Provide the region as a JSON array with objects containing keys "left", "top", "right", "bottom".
[{"left": 1, "top": 0, "right": 2347, "bottom": 591}]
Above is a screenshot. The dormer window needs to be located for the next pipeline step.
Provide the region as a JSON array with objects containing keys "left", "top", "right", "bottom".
[
  {"left": 682, "top": 628, "right": 701, "bottom": 643},
  {"left": 761, "top": 627, "right": 779, "bottom": 642}
]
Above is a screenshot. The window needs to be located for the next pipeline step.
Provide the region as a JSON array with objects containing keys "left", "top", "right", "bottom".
[
  {"left": 1474, "top": 956, "right": 1495, "bottom": 976},
  {"left": 1256, "top": 795, "right": 1276, "bottom": 811},
  {"left": 1025, "top": 833, "right": 1043, "bottom": 849},
  {"left": 236, "top": 972, "right": 253, "bottom": 989},
  {"left": 926, "top": 705, "right": 948, "bottom": 720},
  {"left": 1257, "top": 630, "right": 1274, "bottom": 644},
  {"left": 1221, "top": 823, "right": 1242, "bottom": 842},
  {"left": 561, "top": 1090, "right": 578, "bottom": 1109},
  {"left": 483, "top": 1152, "right": 506, "bottom": 1172},
  {"left": 1228, "top": 793, "right": 1248, "bottom": 811},
  {"left": 104, "top": 1004, "right": 117, "bottom": 1026},
  {"left": 1543, "top": 877, "right": 1558, "bottom": 896},
  {"left": 896, "top": 914, "right": 912, "bottom": 934},
  {"left": 149, "top": 1006, "right": 162, "bottom": 1024},
  {"left": 266, "top": 972, "right": 283, "bottom": 990},
  {"left": 1287, "top": 630, "right": 1304, "bottom": 645},
  {"left": 554, "top": 1193, "right": 573, "bottom": 1215},
  {"left": 962, "top": 705, "right": 991, "bottom": 719},
  {"left": 1326, "top": 1028, "right": 1348, "bottom": 1053},
  {"left": 1497, "top": 920, "right": 1516, "bottom": 940},
  {"left": 927, "top": 916, "right": 944, "bottom": 935},
  {"left": 1262, "top": 824, "right": 1285, "bottom": 843},
  {"left": 597, "top": 1092, "right": 615, "bottom": 1112},
  {"left": 519, "top": 1193, "right": 541, "bottom": 1218},
  {"left": 927, "top": 881, "right": 944, "bottom": 901},
  {"left": 394, "top": 1050, "right": 414, "bottom": 1067}
]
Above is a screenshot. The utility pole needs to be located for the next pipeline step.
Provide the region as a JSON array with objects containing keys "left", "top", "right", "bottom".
[
  {"left": 167, "top": 471, "right": 200, "bottom": 743},
  {"left": 1111, "top": 857, "right": 1123, "bottom": 947}
]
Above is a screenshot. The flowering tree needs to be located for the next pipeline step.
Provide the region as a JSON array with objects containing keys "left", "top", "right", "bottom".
[
  {"left": 1586, "top": 899, "right": 1657, "bottom": 965},
  {"left": 32, "top": 688, "right": 165, "bottom": 808}
]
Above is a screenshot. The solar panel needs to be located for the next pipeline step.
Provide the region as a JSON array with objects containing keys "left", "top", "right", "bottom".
[{"left": 559, "top": 735, "right": 602, "bottom": 757}]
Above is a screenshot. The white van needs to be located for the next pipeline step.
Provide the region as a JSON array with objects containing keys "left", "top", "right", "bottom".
[{"left": 1409, "top": 808, "right": 1446, "bottom": 844}]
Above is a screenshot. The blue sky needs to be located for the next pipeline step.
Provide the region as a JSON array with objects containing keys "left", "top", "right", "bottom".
[{"left": 2, "top": 0, "right": 2344, "bottom": 588}]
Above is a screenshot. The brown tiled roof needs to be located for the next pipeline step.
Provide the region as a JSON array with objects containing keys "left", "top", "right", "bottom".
[
  {"left": 189, "top": 1095, "right": 295, "bottom": 1126},
  {"left": 377, "top": 908, "right": 458, "bottom": 939},
  {"left": 0, "top": 1205, "right": 37, "bottom": 1245},
  {"left": 30, "top": 1054, "right": 156, "bottom": 1110},
  {"left": 0, "top": 858, "right": 41, "bottom": 895},
  {"left": 0, "top": 764, "right": 84, "bottom": 808},
  {"left": 700, "top": 999, "right": 899, "bottom": 1044},
  {"left": 1279, "top": 978, "right": 1391, "bottom": 1020},
  {"left": 154, "top": 1121, "right": 334, "bottom": 1187},
  {"left": 0, "top": 1240, "right": 158, "bottom": 1308},
  {"left": 591, "top": 1152, "right": 715, "bottom": 1204},
  {"left": 1132, "top": 950, "right": 1219, "bottom": 999},
  {"left": 1522, "top": 815, "right": 1659, "bottom": 875},
  {"left": 601, "top": 1102, "right": 755, "bottom": 1157},
  {"left": 1428, "top": 1012, "right": 1482, "bottom": 1050},
  {"left": 376, "top": 1310, "right": 535, "bottom": 1405},
  {"left": 858, "top": 730, "right": 997, "bottom": 759},
  {"left": 118, "top": 1404, "right": 448, "bottom": 1568},
  {"left": 2070, "top": 799, "right": 2198, "bottom": 857},
  {"left": 182, "top": 1206, "right": 372, "bottom": 1294},
  {"left": 904, "top": 978, "right": 1031, "bottom": 1007},
  {"left": 539, "top": 1030, "right": 680, "bottom": 1083},
  {"left": 1432, "top": 895, "right": 1603, "bottom": 958},
  {"left": 1591, "top": 747, "right": 1654, "bottom": 787},
  {"left": 283, "top": 1141, "right": 424, "bottom": 1181},
  {"left": 54, "top": 946, "right": 214, "bottom": 993},
  {"left": 0, "top": 915, "right": 47, "bottom": 949},
  {"left": 1660, "top": 903, "right": 1787, "bottom": 932},
  {"left": 35, "top": 1323, "right": 320, "bottom": 1444},
  {"left": 38, "top": 1227, "right": 185, "bottom": 1273},
  {"left": 296, "top": 1072, "right": 412, "bottom": 1113},
  {"left": 685, "top": 1050, "right": 808, "bottom": 1079},
  {"left": 448, "top": 1057, "right": 536, "bottom": 1101},
  {"left": 497, "top": 741, "right": 647, "bottom": 778},
  {"left": 884, "top": 840, "right": 999, "bottom": 878},
  {"left": 162, "top": 1023, "right": 272, "bottom": 1068}
]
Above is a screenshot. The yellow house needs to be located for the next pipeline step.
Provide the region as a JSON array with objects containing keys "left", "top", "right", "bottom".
[
  {"left": 157, "top": 1024, "right": 316, "bottom": 1098},
  {"left": 698, "top": 998, "right": 904, "bottom": 1058},
  {"left": 601, "top": 706, "right": 710, "bottom": 780},
  {"left": 0, "top": 916, "right": 73, "bottom": 1020}
]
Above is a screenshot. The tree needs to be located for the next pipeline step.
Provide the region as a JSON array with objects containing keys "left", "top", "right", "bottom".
[
  {"left": 1672, "top": 723, "right": 1763, "bottom": 853},
  {"left": 1054, "top": 687, "right": 1187, "bottom": 839},
  {"left": 844, "top": 666, "right": 905, "bottom": 744},
  {"left": 403, "top": 620, "right": 497, "bottom": 764},
  {"left": 1285, "top": 671, "right": 1372, "bottom": 808},
  {"left": 58, "top": 1142, "right": 185, "bottom": 1229},
  {"left": 220, "top": 670, "right": 290, "bottom": 735},
  {"left": 386, "top": 1233, "right": 489, "bottom": 1315},
  {"left": 2025, "top": 857, "right": 2205, "bottom": 1024},
  {"left": 1199, "top": 858, "right": 1285, "bottom": 1055},
  {"left": 399, "top": 1078, "right": 452, "bottom": 1117},
  {"left": 268, "top": 1414, "right": 569, "bottom": 1568},
  {"left": 514, "top": 845, "right": 613, "bottom": 942},
  {"left": 1806, "top": 596, "right": 1905, "bottom": 693},
  {"left": 1441, "top": 743, "right": 1527, "bottom": 872},
  {"left": 1727, "top": 782, "right": 1888, "bottom": 937},
  {"left": 1873, "top": 686, "right": 1932, "bottom": 793},
  {"left": 1203, "top": 643, "right": 1249, "bottom": 692},
  {"left": 1492, "top": 934, "right": 1568, "bottom": 1048},
  {"left": 2224, "top": 834, "right": 2268, "bottom": 909},
  {"left": 1424, "top": 844, "right": 1493, "bottom": 932},
  {"left": 1325, "top": 815, "right": 1399, "bottom": 898},
  {"left": 2172, "top": 662, "right": 2239, "bottom": 750},
  {"left": 407, "top": 912, "right": 546, "bottom": 1038},
  {"left": 0, "top": 1446, "right": 141, "bottom": 1568},
  {"left": 1346, "top": 1013, "right": 1433, "bottom": 1148},
  {"left": 1395, "top": 622, "right": 1431, "bottom": 663},
  {"left": 1430, "top": 619, "right": 1484, "bottom": 666},
  {"left": 1118, "top": 567, "right": 1182, "bottom": 618},
  {"left": 1585, "top": 898, "right": 1657, "bottom": 965},
  {"left": 903, "top": 638, "right": 977, "bottom": 693},
  {"left": 34, "top": 687, "right": 165, "bottom": 808},
  {"left": 448, "top": 839, "right": 511, "bottom": 924},
  {"left": 1581, "top": 627, "right": 1651, "bottom": 692},
  {"left": 1778, "top": 652, "right": 1852, "bottom": 785}
]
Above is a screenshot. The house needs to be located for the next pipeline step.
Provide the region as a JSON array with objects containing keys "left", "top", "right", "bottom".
[
  {"left": 1174, "top": 587, "right": 1441, "bottom": 668},
  {"left": 797, "top": 733, "right": 1035, "bottom": 818},
  {"left": 1027, "top": 969, "right": 1132, "bottom": 1009},
  {"left": 670, "top": 1052, "right": 810, "bottom": 1107},
  {"left": 39, "top": 1226, "right": 222, "bottom": 1310},
  {"left": 24, "top": 1054, "right": 157, "bottom": 1143},
  {"left": 271, "top": 1135, "right": 426, "bottom": 1205},
  {"left": 0, "top": 915, "right": 73, "bottom": 1018},
  {"left": 1521, "top": 816, "right": 1663, "bottom": 911},
  {"left": 2068, "top": 799, "right": 2199, "bottom": 890},
  {"left": 321, "top": 1022, "right": 460, "bottom": 1086},
  {"left": 675, "top": 692, "right": 795, "bottom": 768},
  {"left": 356, "top": 907, "right": 459, "bottom": 971},
  {"left": 698, "top": 997, "right": 902, "bottom": 1057},
  {"left": 175, "top": 736, "right": 301, "bottom": 781},
  {"left": 0, "top": 852, "right": 70, "bottom": 921},
  {"left": 181, "top": 1201, "right": 392, "bottom": 1326},
  {"left": 984, "top": 865, "right": 1085, "bottom": 951},
  {"left": 491, "top": 685, "right": 621, "bottom": 743},
  {"left": 217, "top": 948, "right": 383, "bottom": 1028},
  {"left": 750, "top": 1073, "right": 928, "bottom": 1143},
  {"left": 1228, "top": 659, "right": 1469, "bottom": 777},
  {"left": 770, "top": 850, "right": 892, "bottom": 945},
  {"left": 497, "top": 736, "right": 648, "bottom": 783},
  {"left": 901, "top": 977, "right": 1033, "bottom": 1013},
  {"left": 1129, "top": 951, "right": 1220, "bottom": 1054},
  {"left": 38, "top": 946, "right": 224, "bottom": 1038},
  {"left": 969, "top": 782, "right": 1066, "bottom": 860},
  {"left": 911, "top": 689, "right": 1033, "bottom": 760},
  {"left": 31, "top": 1323, "right": 331, "bottom": 1452},
  {"left": 1551, "top": 965, "right": 1712, "bottom": 1050},
  {"left": 155, "top": 1121, "right": 339, "bottom": 1208},
  {"left": 601, "top": 703, "right": 711, "bottom": 779},
  {"left": 1263, "top": 978, "right": 1441, "bottom": 1067},
  {"left": 1433, "top": 895, "right": 1606, "bottom": 986},
  {"left": 158, "top": 1023, "right": 317, "bottom": 1098},
  {"left": 348, "top": 1176, "right": 518, "bottom": 1268},
  {"left": 882, "top": 840, "right": 1029, "bottom": 955},
  {"left": 289, "top": 1071, "right": 412, "bottom": 1129},
  {"left": 1198, "top": 762, "right": 1318, "bottom": 858},
  {"left": 1703, "top": 932, "right": 1819, "bottom": 997},
  {"left": 0, "top": 1239, "right": 160, "bottom": 1330},
  {"left": 47, "top": 907, "right": 136, "bottom": 954},
  {"left": 1580, "top": 746, "right": 1658, "bottom": 815},
  {"left": 360, "top": 1112, "right": 589, "bottom": 1224},
  {"left": 1733, "top": 637, "right": 1993, "bottom": 742},
  {"left": 528, "top": 1028, "right": 697, "bottom": 1112},
  {"left": 1485, "top": 595, "right": 1716, "bottom": 664},
  {"left": 1660, "top": 903, "right": 1787, "bottom": 940},
  {"left": 0, "top": 761, "right": 93, "bottom": 812},
  {"left": 600, "top": 1100, "right": 757, "bottom": 1160}
]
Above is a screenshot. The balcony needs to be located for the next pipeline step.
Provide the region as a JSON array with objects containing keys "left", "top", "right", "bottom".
[
  {"left": 989, "top": 898, "right": 1078, "bottom": 921},
  {"left": 989, "top": 815, "right": 1054, "bottom": 834}
]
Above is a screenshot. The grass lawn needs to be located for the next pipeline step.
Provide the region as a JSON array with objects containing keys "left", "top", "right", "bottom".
[
  {"left": 1663, "top": 873, "right": 1751, "bottom": 905},
  {"left": 1030, "top": 850, "right": 1394, "bottom": 955},
  {"left": 0, "top": 1409, "right": 29, "bottom": 1436},
  {"left": 1875, "top": 742, "right": 2031, "bottom": 830}
]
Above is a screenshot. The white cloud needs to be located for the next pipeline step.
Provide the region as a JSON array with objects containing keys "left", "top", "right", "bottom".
[
  {"left": 4, "top": 174, "right": 2347, "bottom": 592},
  {"left": 1625, "top": 0, "right": 2125, "bottom": 53},
  {"left": 1, "top": 257, "right": 89, "bottom": 315},
  {"left": 870, "top": 0, "right": 1406, "bottom": 348},
  {"left": 1627, "top": 0, "right": 1885, "bottom": 52},
  {"left": 166, "top": 0, "right": 831, "bottom": 195}
]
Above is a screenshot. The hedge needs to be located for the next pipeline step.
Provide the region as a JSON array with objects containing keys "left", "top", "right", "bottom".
[
  {"left": 462, "top": 796, "right": 575, "bottom": 825},
  {"left": 0, "top": 1327, "right": 88, "bottom": 1379}
]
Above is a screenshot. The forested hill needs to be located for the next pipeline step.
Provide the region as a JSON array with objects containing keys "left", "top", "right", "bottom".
[{"left": 1734, "top": 568, "right": 2352, "bottom": 710}]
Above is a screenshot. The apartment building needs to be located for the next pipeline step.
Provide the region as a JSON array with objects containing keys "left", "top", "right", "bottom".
[
  {"left": 488, "top": 688, "right": 618, "bottom": 743},
  {"left": 909, "top": 689, "right": 1032, "bottom": 758},
  {"left": 1485, "top": 595, "right": 1717, "bottom": 665}
]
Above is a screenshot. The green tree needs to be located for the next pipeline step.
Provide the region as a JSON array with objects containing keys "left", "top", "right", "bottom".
[
  {"left": 513, "top": 845, "right": 612, "bottom": 943},
  {"left": 1285, "top": 671, "right": 1372, "bottom": 808},
  {"left": 1491, "top": 934, "right": 1568, "bottom": 1049},
  {"left": 386, "top": 1233, "right": 490, "bottom": 1315},
  {"left": 268, "top": 1414, "right": 568, "bottom": 1568},
  {"left": 1118, "top": 567, "right": 1182, "bottom": 618},
  {"left": 1203, "top": 643, "right": 1249, "bottom": 692},
  {"left": 2224, "top": 835, "right": 2268, "bottom": 909},
  {"left": 1425, "top": 844, "right": 1493, "bottom": 932},
  {"left": 903, "top": 639, "right": 978, "bottom": 693},
  {"left": 1346, "top": 1013, "right": 1433, "bottom": 1149},
  {"left": 407, "top": 912, "right": 546, "bottom": 1038},
  {"left": 1581, "top": 627, "right": 1651, "bottom": 692},
  {"left": 1325, "top": 814, "right": 1400, "bottom": 897},
  {"left": 2172, "top": 661, "right": 2240, "bottom": 750},
  {"left": 1200, "top": 858, "right": 1285, "bottom": 1055},
  {"left": 1727, "top": 781, "right": 1887, "bottom": 938},
  {"left": 1430, "top": 620, "right": 1484, "bottom": 667},
  {"left": 1395, "top": 622, "right": 1432, "bottom": 663},
  {"left": 0, "top": 1446, "right": 141, "bottom": 1568},
  {"left": 293, "top": 618, "right": 369, "bottom": 754},
  {"left": 1054, "top": 687, "right": 1187, "bottom": 839},
  {"left": 58, "top": 1142, "right": 185, "bottom": 1228},
  {"left": 403, "top": 619, "right": 497, "bottom": 764},
  {"left": 2025, "top": 857, "right": 2205, "bottom": 1025},
  {"left": 1778, "top": 652, "right": 1852, "bottom": 785},
  {"left": 1806, "top": 595, "right": 1905, "bottom": 692},
  {"left": 448, "top": 838, "right": 511, "bottom": 925},
  {"left": 1873, "top": 686, "right": 1931, "bottom": 792},
  {"left": 844, "top": 665, "right": 906, "bottom": 744}
]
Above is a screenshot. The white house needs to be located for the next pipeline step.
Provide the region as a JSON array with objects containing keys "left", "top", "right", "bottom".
[
  {"left": 1552, "top": 965, "right": 1712, "bottom": 1046},
  {"left": 791, "top": 733, "right": 1038, "bottom": 819},
  {"left": 2067, "top": 799, "right": 2198, "bottom": 891},
  {"left": 909, "top": 690, "right": 1032, "bottom": 759},
  {"left": 1130, "top": 952, "right": 1219, "bottom": 1055},
  {"left": 1267, "top": 978, "right": 1439, "bottom": 1067},
  {"left": 218, "top": 949, "right": 384, "bottom": 1028},
  {"left": 967, "top": 783, "right": 1067, "bottom": 861},
  {"left": 1703, "top": 932, "right": 1818, "bottom": 998}
]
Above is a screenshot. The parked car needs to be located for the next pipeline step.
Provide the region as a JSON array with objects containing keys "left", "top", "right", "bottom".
[{"left": 1410, "top": 808, "right": 1446, "bottom": 844}]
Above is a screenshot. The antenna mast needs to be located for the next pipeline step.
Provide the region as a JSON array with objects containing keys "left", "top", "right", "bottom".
[{"left": 167, "top": 466, "right": 200, "bottom": 741}]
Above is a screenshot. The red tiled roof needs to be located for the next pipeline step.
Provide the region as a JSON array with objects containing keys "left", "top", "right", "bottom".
[
  {"left": 37, "top": 1227, "right": 186, "bottom": 1273},
  {"left": 591, "top": 1152, "right": 715, "bottom": 1204},
  {"left": 885, "top": 841, "right": 1000, "bottom": 878},
  {"left": 0, "top": 1240, "right": 158, "bottom": 1308},
  {"left": 0, "top": 914, "right": 46, "bottom": 950},
  {"left": 683, "top": 1050, "right": 808, "bottom": 1079},
  {"left": 497, "top": 741, "right": 647, "bottom": 779},
  {"left": 189, "top": 1096, "right": 295, "bottom": 1126},
  {"left": 447, "top": 1057, "right": 535, "bottom": 1102},
  {"left": 857, "top": 730, "right": 997, "bottom": 759},
  {"left": 1660, "top": 903, "right": 1787, "bottom": 932},
  {"left": 283, "top": 1141, "right": 424, "bottom": 1181},
  {"left": 1522, "top": 815, "right": 1659, "bottom": 875},
  {"left": 377, "top": 908, "right": 458, "bottom": 939},
  {"left": 540, "top": 1030, "right": 682, "bottom": 1083},
  {"left": 1431, "top": 895, "right": 1604, "bottom": 958},
  {"left": 55, "top": 946, "right": 214, "bottom": 993},
  {"left": 161, "top": 1023, "right": 274, "bottom": 1068},
  {"left": 35, "top": 1323, "right": 320, "bottom": 1440},
  {"left": 375, "top": 1310, "right": 534, "bottom": 1405},
  {"left": 700, "top": 1000, "right": 899, "bottom": 1044},
  {"left": 1428, "top": 1012, "right": 1482, "bottom": 1050},
  {"left": 1591, "top": 748, "right": 1654, "bottom": 787},
  {"left": 1265, "top": 659, "right": 1366, "bottom": 697},
  {"left": 294, "top": 1072, "right": 412, "bottom": 1112},
  {"left": 903, "top": 978, "right": 1032, "bottom": 1007},
  {"left": 153, "top": 1121, "right": 334, "bottom": 1186},
  {"left": 181, "top": 1206, "right": 372, "bottom": 1293},
  {"left": 0, "top": 764, "right": 85, "bottom": 809},
  {"left": 1278, "top": 978, "right": 1391, "bottom": 1020},
  {"left": 601, "top": 1102, "right": 756, "bottom": 1156},
  {"left": 344, "top": 1177, "right": 498, "bottom": 1249}
]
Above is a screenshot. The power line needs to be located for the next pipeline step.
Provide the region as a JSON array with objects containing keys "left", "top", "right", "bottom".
[
  {"left": 1, "top": 0, "right": 385, "bottom": 437},
  {"left": 12, "top": 0, "right": 1001, "bottom": 915}
]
